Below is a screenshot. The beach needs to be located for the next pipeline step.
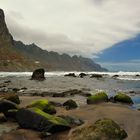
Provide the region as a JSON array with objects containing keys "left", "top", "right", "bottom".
[{"left": 0, "top": 72, "right": 140, "bottom": 140}]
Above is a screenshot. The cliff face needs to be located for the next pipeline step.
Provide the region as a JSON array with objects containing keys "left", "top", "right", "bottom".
[
  {"left": 0, "top": 9, "right": 40, "bottom": 71},
  {"left": 0, "top": 8, "right": 106, "bottom": 71},
  {"left": 14, "top": 41, "right": 107, "bottom": 71},
  {"left": 0, "top": 9, "right": 13, "bottom": 47}
]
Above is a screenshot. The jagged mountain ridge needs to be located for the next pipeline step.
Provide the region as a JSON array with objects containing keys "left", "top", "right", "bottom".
[
  {"left": 0, "top": 8, "right": 41, "bottom": 71},
  {"left": 0, "top": 8, "right": 106, "bottom": 71},
  {"left": 14, "top": 41, "right": 107, "bottom": 71}
]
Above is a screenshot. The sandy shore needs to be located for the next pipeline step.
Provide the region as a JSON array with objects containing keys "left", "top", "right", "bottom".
[{"left": 1, "top": 95, "right": 140, "bottom": 140}]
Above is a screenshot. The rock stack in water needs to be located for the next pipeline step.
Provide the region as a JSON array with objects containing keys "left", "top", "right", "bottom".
[{"left": 31, "top": 68, "right": 45, "bottom": 81}]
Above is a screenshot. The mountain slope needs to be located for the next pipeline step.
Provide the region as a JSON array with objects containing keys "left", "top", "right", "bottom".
[
  {"left": 0, "top": 8, "right": 106, "bottom": 72},
  {"left": 96, "top": 34, "right": 140, "bottom": 62},
  {"left": 0, "top": 9, "right": 40, "bottom": 71},
  {"left": 14, "top": 41, "right": 107, "bottom": 71}
]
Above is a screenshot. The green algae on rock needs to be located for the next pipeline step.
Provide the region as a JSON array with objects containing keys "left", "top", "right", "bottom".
[
  {"left": 87, "top": 92, "right": 108, "bottom": 104},
  {"left": 16, "top": 108, "right": 70, "bottom": 133},
  {"left": 114, "top": 92, "right": 133, "bottom": 104},
  {"left": 27, "top": 99, "right": 56, "bottom": 114},
  {"left": 69, "top": 118, "right": 127, "bottom": 140}
]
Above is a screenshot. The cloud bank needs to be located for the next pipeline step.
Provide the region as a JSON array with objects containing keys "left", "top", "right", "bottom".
[{"left": 1, "top": 0, "right": 140, "bottom": 57}]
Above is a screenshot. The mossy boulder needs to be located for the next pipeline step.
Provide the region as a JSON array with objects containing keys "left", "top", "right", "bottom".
[
  {"left": 0, "top": 99, "right": 18, "bottom": 113},
  {"left": 114, "top": 92, "right": 133, "bottom": 104},
  {"left": 63, "top": 99, "right": 78, "bottom": 110},
  {"left": 16, "top": 108, "right": 70, "bottom": 133},
  {"left": 0, "top": 93, "right": 20, "bottom": 104},
  {"left": 27, "top": 99, "right": 56, "bottom": 114},
  {"left": 87, "top": 92, "right": 108, "bottom": 104},
  {"left": 70, "top": 118, "right": 127, "bottom": 140}
]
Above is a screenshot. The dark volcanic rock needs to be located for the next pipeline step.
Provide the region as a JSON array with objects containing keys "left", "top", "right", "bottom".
[
  {"left": 112, "top": 75, "right": 119, "bottom": 78},
  {"left": 4, "top": 109, "right": 17, "bottom": 120},
  {"left": 79, "top": 73, "right": 87, "bottom": 78},
  {"left": 90, "top": 74, "right": 103, "bottom": 78},
  {"left": 31, "top": 68, "right": 45, "bottom": 81},
  {"left": 16, "top": 108, "right": 70, "bottom": 133},
  {"left": 0, "top": 116, "right": 7, "bottom": 123},
  {"left": 0, "top": 99, "right": 18, "bottom": 113},
  {"left": 64, "top": 73, "right": 76, "bottom": 77},
  {"left": 63, "top": 99, "right": 78, "bottom": 110}
]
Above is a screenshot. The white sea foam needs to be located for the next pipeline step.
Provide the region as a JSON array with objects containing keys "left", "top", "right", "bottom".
[{"left": 0, "top": 71, "right": 140, "bottom": 80}]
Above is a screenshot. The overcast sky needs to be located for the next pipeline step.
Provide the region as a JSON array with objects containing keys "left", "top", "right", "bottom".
[{"left": 1, "top": 0, "right": 140, "bottom": 58}]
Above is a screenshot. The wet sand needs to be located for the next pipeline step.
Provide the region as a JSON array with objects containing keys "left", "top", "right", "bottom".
[{"left": 1, "top": 95, "right": 140, "bottom": 140}]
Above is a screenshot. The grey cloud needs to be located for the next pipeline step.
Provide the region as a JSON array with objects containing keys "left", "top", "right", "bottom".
[
  {"left": 6, "top": 14, "right": 95, "bottom": 57},
  {"left": 1, "top": 0, "right": 140, "bottom": 58}
]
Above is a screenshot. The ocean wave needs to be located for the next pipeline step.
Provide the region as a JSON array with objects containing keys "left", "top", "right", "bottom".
[{"left": 0, "top": 71, "right": 140, "bottom": 80}]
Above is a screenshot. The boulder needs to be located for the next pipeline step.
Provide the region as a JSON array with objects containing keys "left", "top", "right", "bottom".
[
  {"left": 87, "top": 92, "right": 108, "bottom": 104},
  {"left": 90, "top": 74, "right": 103, "bottom": 78},
  {"left": 0, "top": 116, "right": 7, "bottom": 123},
  {"left": 112, "top": 75, "right": 119, "bottom": 78},
  {"left": 63, "top": 99, "right": 78, "bottom": 110},
  {"left": 4, "top": 80, "right": 11, "bottom": 84},
  {"left": 4, "top": 109, "right": 17, "bottom": 120},
  {"left": 31, "top": 68, "right": 45, "bottom": 81},
  {"left": 79, "top": 73, "right": 87, "bottom": 78},
  {"left": 0, "top": 93, "right": 20, "bottom": 104},
  {"left": 0, "top": 99, "right": 18, "bottom": 113},
  {"left": 58, "top": 115, "right": 84, "bottom": 127},
  {"left": 16, "top": 108, "right": 70, "bottom": 133},
  {"left": 69, "top": 118, "right": 127, "bottom": 140},
  {"left": 64, "top": 73, "right": 76, "bottom": 77},
  {"left": 26, "top": 99, "right": 56, "bottom": 115},
  {"left": 114, "top": 92, "right": 133, "bottom": 104}
]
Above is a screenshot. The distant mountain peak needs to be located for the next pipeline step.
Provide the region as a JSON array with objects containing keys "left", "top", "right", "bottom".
[
  {"left": 0, "top": 9, "right": 13, "bottom": 46},
  {"left": 14, "top": 40, "right": 107, "bottom": 71}
]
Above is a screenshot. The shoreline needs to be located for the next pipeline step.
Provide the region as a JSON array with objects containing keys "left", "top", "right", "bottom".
[
  {"left": 0, "top": 73, "right": 140, "bottom": 139},
  {"left": 1, "top": 95, "right": 140, "bottom": 140}
]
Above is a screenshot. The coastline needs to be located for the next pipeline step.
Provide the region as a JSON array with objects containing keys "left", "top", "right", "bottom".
[{"left": 0, "top": 72, "right": 140, "bottom": 139}]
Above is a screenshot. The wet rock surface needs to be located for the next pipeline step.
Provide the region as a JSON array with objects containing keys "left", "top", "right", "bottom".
[
  {"left": 16, "top": 108, "right": 71, "bottom": 133},
  {"left": 63, "top": 99, "right": 78, "bottom": 110},
  {"left": 31, "top": 69, "right": 45, "bottom": 81},
  {"left": 69, "top": 118, "right": 127, "bottom": 140}
]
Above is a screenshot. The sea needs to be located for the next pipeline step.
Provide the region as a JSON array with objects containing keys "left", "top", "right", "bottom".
[
  {"left": 0, "top": 71, "right": 140, "bottom": 81},
  {"left": 0, "top": 71, "right": 140, "bottom": 109}
]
